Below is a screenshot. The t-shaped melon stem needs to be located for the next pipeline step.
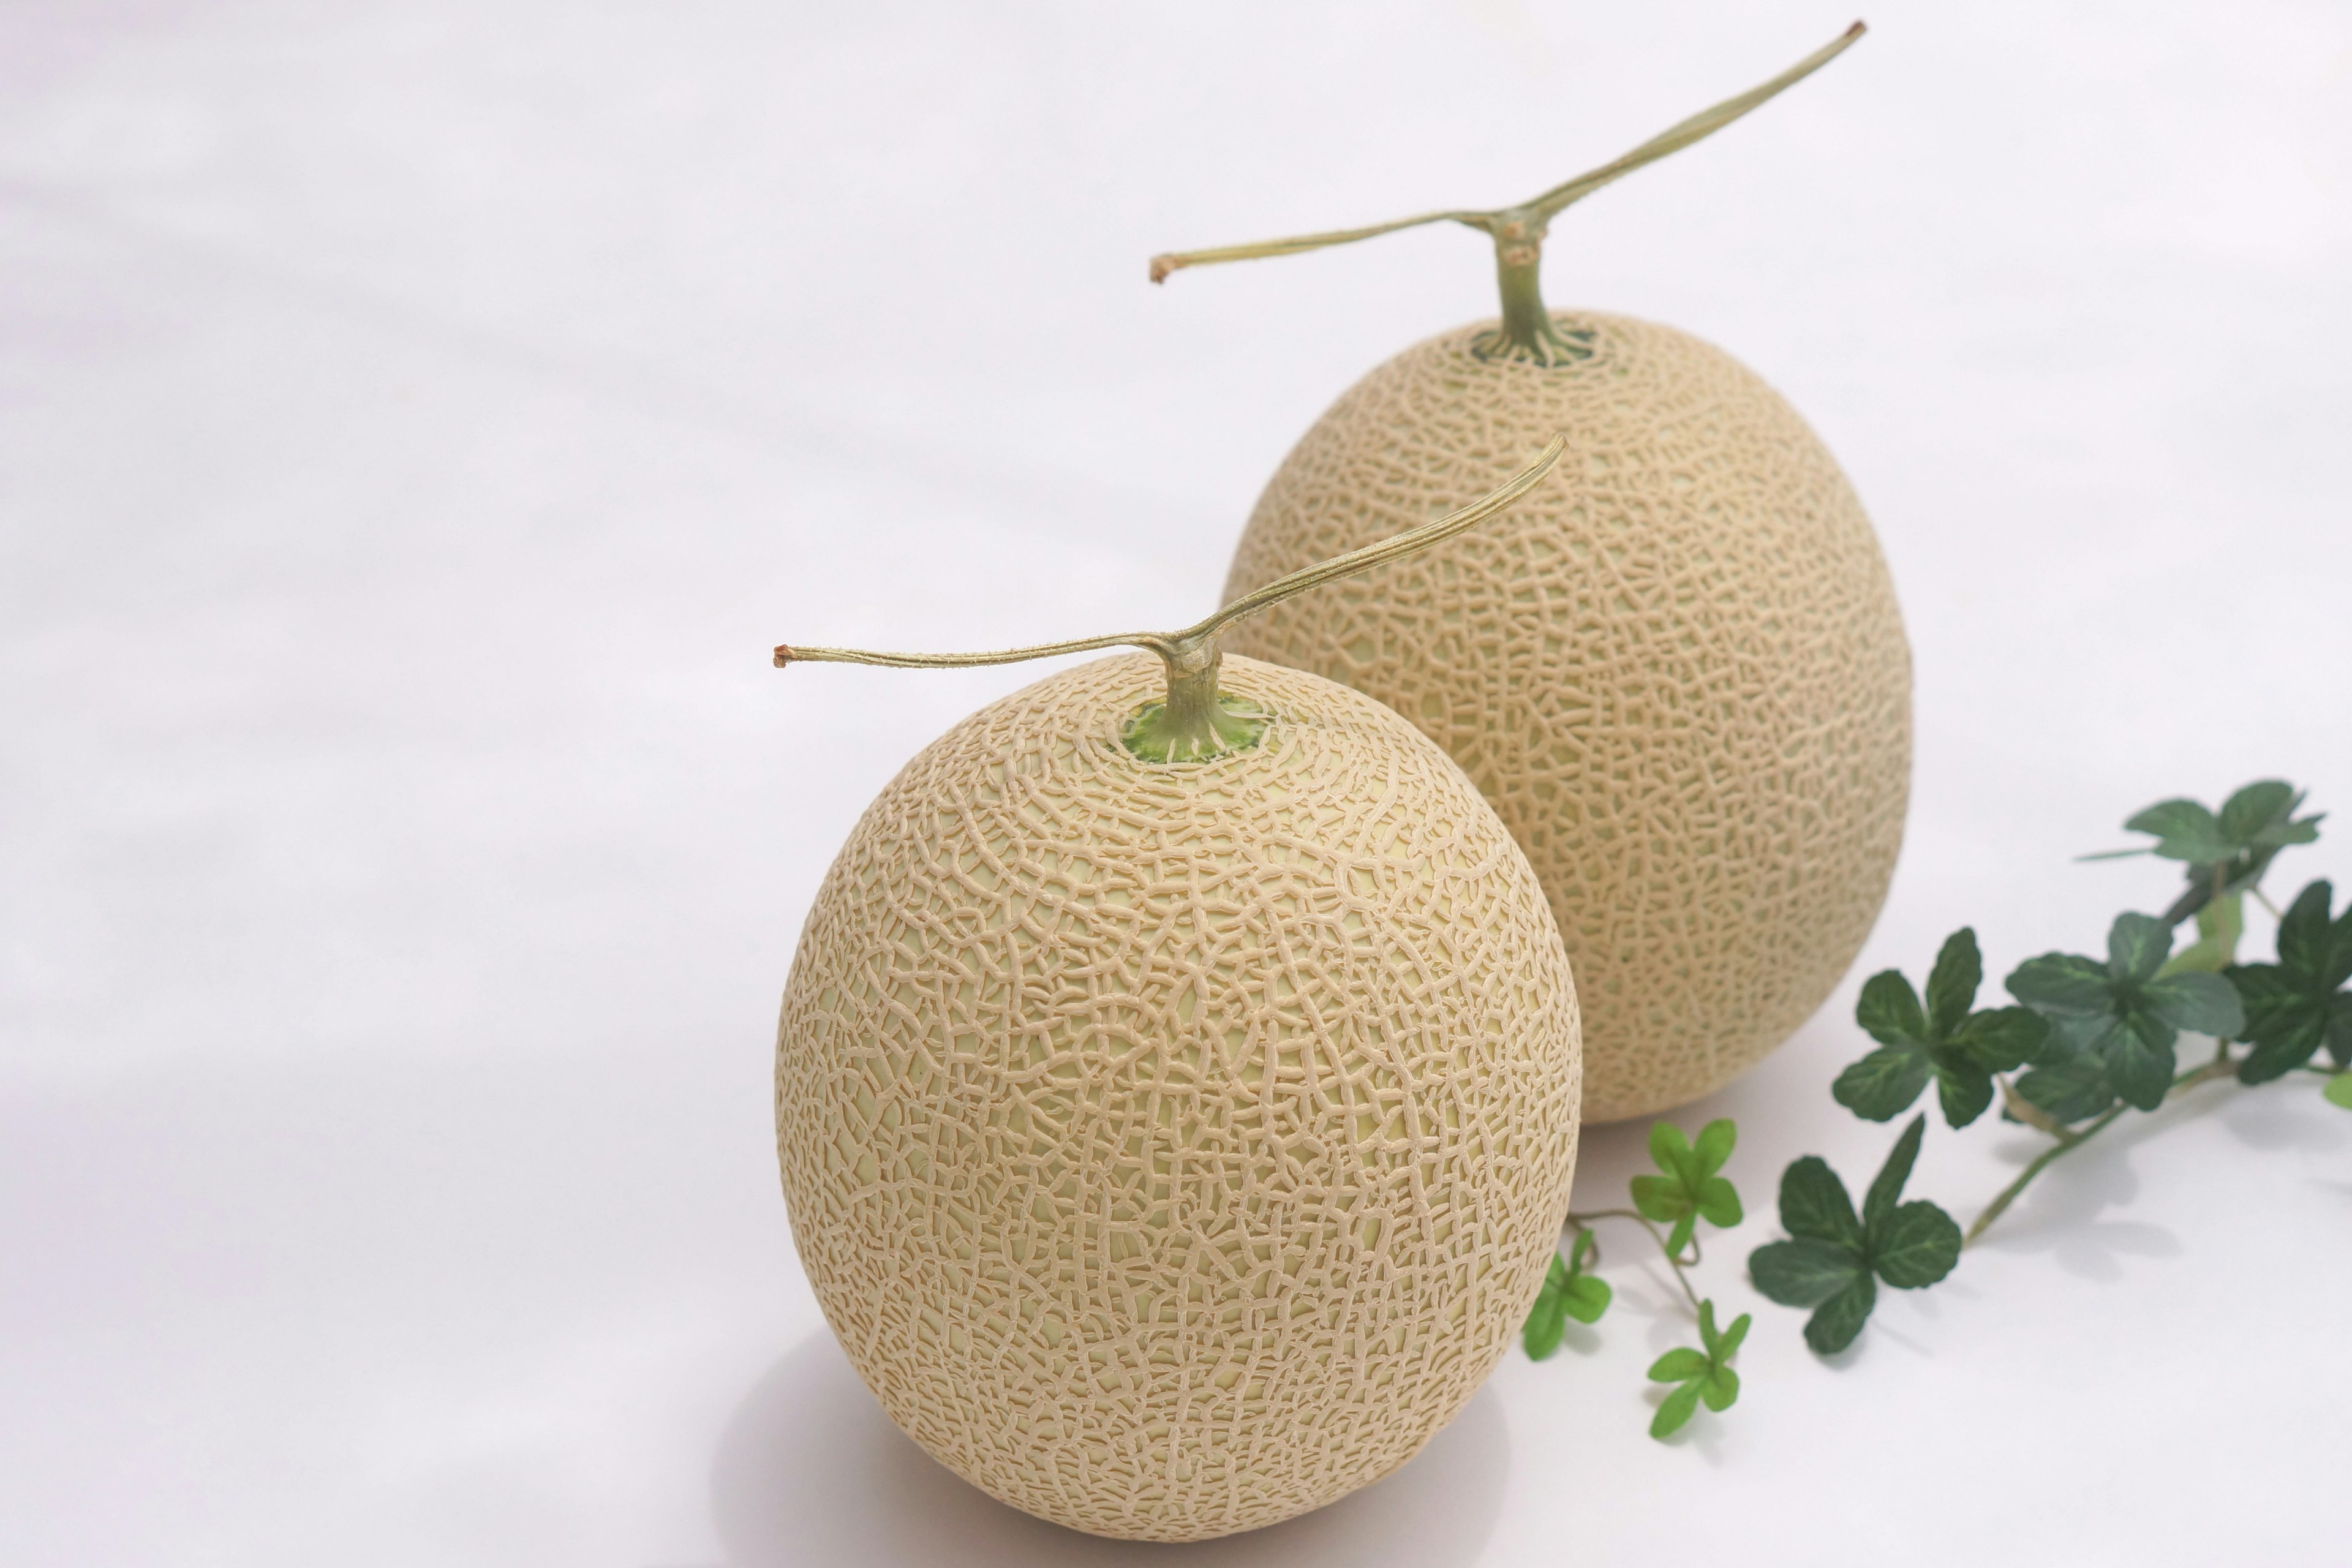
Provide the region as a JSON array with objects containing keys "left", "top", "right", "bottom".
[
  {"left": 775, "top": 435, "right": 1566, "bottom": 763},
  {"left": 1149, "top": 21, "right": 1864, "bottom": 367}
]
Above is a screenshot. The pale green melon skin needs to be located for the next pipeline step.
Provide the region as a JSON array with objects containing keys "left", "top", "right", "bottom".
[
  {"left": 1222, "top": 311, "right": 1911, "bottom": 1122},
  {"left": 777, "top": 654, "right": 1580, "bottom": 1542}
]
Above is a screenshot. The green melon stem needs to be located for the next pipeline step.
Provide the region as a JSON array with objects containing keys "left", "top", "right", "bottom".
[
  {"left": 1148, "top": 21, "right": 1865, "bottom": 366},
  {"left": 774, "top": 435, "right": 1566, "bottom": 763}
]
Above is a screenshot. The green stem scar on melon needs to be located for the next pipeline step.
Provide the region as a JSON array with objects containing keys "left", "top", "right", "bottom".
[
  {"left": 1150, "top": 21, "right": 1864, "bottom": 366},
  {"left": 772, "top": 434, "right": 1566, "bottom": 763}
]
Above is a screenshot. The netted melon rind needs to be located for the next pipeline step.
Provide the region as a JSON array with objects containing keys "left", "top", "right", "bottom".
[
  {"left": 1222, "top": 312, "right": 1910, "bottom": 1123},
  {"left": 776, "top": 654, "right": 1581, "bottom": 1542}
]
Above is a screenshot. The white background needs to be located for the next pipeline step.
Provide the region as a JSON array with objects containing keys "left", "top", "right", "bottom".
[{"left": 4, "top": 2, "right": 2350, "bottom": 1564}]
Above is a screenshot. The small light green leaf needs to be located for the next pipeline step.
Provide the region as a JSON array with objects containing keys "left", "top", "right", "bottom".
[
  {"left": 2140, "top": 970, "right": 2245, "bottom": 1039},
  {"left": 1863, "top": 1115, "right": 1926, "bottom": 1231},
  {"left": 2007, "top": 952, "right": 2116, "bottom": 1015},
  {"left": 1777, "top": 1156, "right": 1863, "bottom": 1250},
  {"left": 1714, "top": 1310, "right": 1751, "bottom": 1362},
  {"left": 1701, "top": 1365, "right": 1740, "bottom": 1412},
  {"left": 1749, "top": 1236, "right": 1866, "bottom": 1307},
  {"left": 1856, "top": 968, "right": 1928, "bottom": 1046},
  {"left": 2159, "top": 895, "right": 2243, "bottom": 977},
  {"left": 1695, "top": 1175, "right": 1743, "bottom": 1229},
  {"left": 1692, "top": 1118, "right": 1736, "bottom": 1177},
  {"left": 1803, "top": 1274, "right": 1878, "bottom": 1355},
  {"left": 1869, "top": 1200, "right": 1962, "bottom": 1288},
  {"left": 1648, "top": 1120, "right": 1694, "bottom": 1183},
  {"left": 1629, "top": 1174, "right": 1682, "bottom": 1225},
  {"left": 1562, "top": 1273, "right": 1612, "bottom": 1324},
  {"left": 2108, "top": 913, "right": 2174, "bottom": 982},
  {"left": 1833, "top": 1042, "right": 1933, "bottom": 1121},
  {"left": 1648, "top": 1347, "right": 1709, "bottom": 1383},
  {"left": 1522, "top": 1254, "right": 1572, "bottom": 1360},
  {"left": 2324, "top": 1074, "right": 2352, "bottom": 1110},
  {"left": 1650, "top": 1378, "right": 1704, "bottom": 1439},
  {"left": 1924, "top": 928, "right": 1983, "bottom": 1039},
  {"left": 1666, "top": 1211, "right": 1697, "bottom": 1261}
]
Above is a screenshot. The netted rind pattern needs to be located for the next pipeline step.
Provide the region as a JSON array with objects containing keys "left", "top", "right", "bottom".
[
  {"left": 777, "top": 654, "right": 1580, "bottom": 1542},
  {"left": 1223, "top": 313, "right": 1910, "bottom": 1122}
]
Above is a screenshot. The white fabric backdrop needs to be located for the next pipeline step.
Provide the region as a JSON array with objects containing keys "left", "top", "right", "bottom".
[{"left": 4, "top": 2, "right": 2348, "bottom": 1563}]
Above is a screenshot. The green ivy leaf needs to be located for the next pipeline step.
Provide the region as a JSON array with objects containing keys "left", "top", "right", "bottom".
[
  {"left": 1749, "top": 1117, "right": 1957, "bottom": 1355},
  {"left": 2124, "top": 798, "right": 2234, "bottom": 864},
  {"left": 2014, "top": 1046, "right": 2118, "bottom": 1125},
  {"left": 2226, "top": 880, "right": 2352, "bottom": 1085},
  {"left": 1522, "top": 1231, "right": 1612, "bottom": 1358},
  {"left": 2106, "top": 782, "right": 2323, "bottom": 925},
  {"left": 2324, "top": 1074, "right": 2352, "bottom": 1110},
  {"left": 2008, "top": 913, "right": 2248, "bottom": 1115},
  {"left": 1646, "top": 1300, "right": 1749, "bottom": 1440},
  {"left": 1630, "top": 1118, "right": 1741, "bottom": 1251},
  {"left": 1836, "top": 932, "right": 2052, "bottom": 1128}
]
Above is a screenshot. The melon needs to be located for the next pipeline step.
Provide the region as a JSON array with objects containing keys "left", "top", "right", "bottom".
[
  {"left": 1154, "top": 25, "right": 1909, "bottom": 1121},
  {"left": 772, "top": 450, "right": 1581, "bottom": 1540}
]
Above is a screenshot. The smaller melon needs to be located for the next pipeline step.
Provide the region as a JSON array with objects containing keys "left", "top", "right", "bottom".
[{"left": 771, "top": 447, "right": 1581, "bottom": 1541}]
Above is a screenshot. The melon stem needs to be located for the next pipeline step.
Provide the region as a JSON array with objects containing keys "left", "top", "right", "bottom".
[
  {"left": 774, "top": 436, "right": 1567, "bottom": 763},
  {"left": 1148, "top": 21, "right": 1866, "bottom": 366}
]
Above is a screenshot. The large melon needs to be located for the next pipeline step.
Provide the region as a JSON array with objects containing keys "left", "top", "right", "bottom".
[
  {"left": 776, "top": 652, "right": 1581, "bottom": 1540},
  {"left": 1221, "top": 312, "right": 1909, "bottom": 1121}
]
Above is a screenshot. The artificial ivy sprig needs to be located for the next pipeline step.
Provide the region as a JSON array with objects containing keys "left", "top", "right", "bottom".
[
  {"left": 2082, "top": 779, "right": 2321, "bottom": 924},
  {"left": 1833, "top": 928, "right": 2048, "bottom": 1127},
  {"left": 1630, "top": 1118, "right": 1743, "bottom": 1259},
  {"left": 2224, "top": 879, "right": 2352, "bottom": 1085},
  {"left": 1646, "top": 1300, "right": 1749, "bottom": 1439},
  {"left": 2005, "top": 911, "right": 2245, "bottom": 1115},
  {"left": 1747, "top": 1115, "right": 1961, "bottom": 1354}
]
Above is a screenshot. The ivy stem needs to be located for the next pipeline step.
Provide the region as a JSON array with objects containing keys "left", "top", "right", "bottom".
[
  {"left": 1567, "top": 1208, "right": 1704, "bottom": 1312},
  {"left": 775, "top": 437, "right": 1561, "bottom": 761},
  {"left": 1965, "top": 1051, "right": 2241, "bottom": 1246}
]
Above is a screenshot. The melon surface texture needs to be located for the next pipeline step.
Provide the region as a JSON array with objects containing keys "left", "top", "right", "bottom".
[
  {"left": 775, "top": 652, "right": 1581, "bottom": 1541},
  {"left": 1222, "top": 311, "right": 1910, "bottom": 1121}
]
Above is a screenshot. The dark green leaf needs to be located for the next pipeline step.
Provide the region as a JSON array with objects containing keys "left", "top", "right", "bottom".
[
  {"left": 2237, "top": 1023, "right": 2324, "bottom": 1086},
  {"left": 1803, "top": 1274, "right": 1879, "bottom": 1355},
  {"left": 1648, "top": 1347, "right": 1709, "bottom": 1382},
  {"left": 2108, "top": 913, "right": 2173, "bottom": 982},
  {"left": 1695, "top": 1175, "right": 1743, "bottom": 1229},
  {"left": 1869, "top": 1200, "right": 1962, "bottom": 1288},
  {"left": 1833, "top": 1042, "right": 1932, "bottom": 1121},
  {"left": 2217, "top": 781, "right": 2296, "bottom": 846},
  {"left": 2328, "top": 995, "right": 2352, "bottom": 1068},
  {"left": 1692, "top": 1118, "right": 1736, "bottom": 1177},
  {"left": 1650, "top": 1378, "right": 1704, "bottom": 1439},
  {"left": 1701, "top": 1365, "right": 1741, "bottom": 1412},
  {"left": 1924, "top": 929, "right": 1983, "bottom": 1039},
  {"left": 2015, "top": 1050, "right": 2118, "bottom": 1124},
  {"left": 1749, "top": 1236, "right": 1866, "bottom": 1307},
  {"left": 1777, "top": 1157, "right": 1864, "bottom": 1250},
  {"left": 1562, "top": 1273, "right": 1612, "bottom": 1324},
  {"left": 2139, "top": 970, "right": 2245, "bottom": 1038},
  {"left": 2230, "top": 963, "right": 2313, "bottom": 1042},
  {"left": 1932, "top": 1060, "right": 1996, "bottom": 1129},
  {"left": 1863, "top": 1115, "right": 1926, "bottom": 1231},
  {"left": 2324, "top": 1074, "right": 2352, "bottom": 1110},
  {"left": 1856, "top": 968, "right": 1928, "bottom": 1046},
  {"left": 1630, "top": 1174, "right": 1683, "bottom": 1225},
  {"left": 1953, "top": 1007, "right": 2049, "bottom": 1072},
  {"left": 2275, "top": 880, "right": 2338, "bottom": 980},
  {"left": 2103, "top": 1012, "right": 2177, "bottom": 1111},
  {"left": 2125, "top": 798, "right": 2234, "bottom": 863},
  {"left": 2007, "top": 952, "right": 2116, "bottom": 1016}
]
